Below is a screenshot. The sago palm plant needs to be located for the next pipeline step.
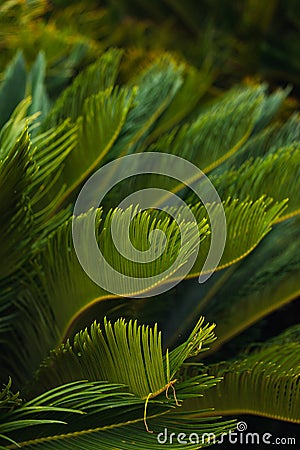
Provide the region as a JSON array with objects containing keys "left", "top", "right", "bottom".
[{"left": 0, "top": 48, "right": 299, "bottom": 448}]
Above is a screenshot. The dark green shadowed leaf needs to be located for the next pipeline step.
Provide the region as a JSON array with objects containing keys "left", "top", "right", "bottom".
[
  {"left": 27, "top": 52, "right": 50, "bottom": 129},
  {"left": 0, "top": 128, "right": 35, "bottom": 279},
  {"left": 0, "top": 51, "right": 26, "bottom": 129}
]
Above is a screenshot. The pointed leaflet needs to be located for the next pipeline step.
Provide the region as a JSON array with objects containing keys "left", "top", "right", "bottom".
[{"left": 53, "top": 86, "right": 135, "bottom": 210}]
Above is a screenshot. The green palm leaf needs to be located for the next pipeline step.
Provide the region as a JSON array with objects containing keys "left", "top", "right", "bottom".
[
  {"left": 211, "top": 144, "right": 300, "bottom": 221},
  {"left": 13, "top": 195, "right": 284, "bottom": 347},
  {"left": 0, "top": 128, "right": 35, "bottom": 279},
  {"left": 17, "top": 206, "right": 205, "bottom": 338},
  {"left": 45, "top": 49, "right": 123, "bottom": 127},
  {"left": 6, "top": 416, "right": 234, "bottom": 449},
  {"left": 0, "top": 51, "right": 26, "bottom": 129},
  {"left": 183, "top": 325, "right": 300, "bottom": 423},
  {"left": 0, "top": 44, "right": 299, "bottom": 447},
  {"left": 200, "top": 217, "right": 300, "bottom": 354},
  {"left": 0, "top": 378, "right": 77, "bottom": 449},
  {"left": 31, "top": 317, "right": 216, "bottom": 396},
  {"left": 221, "top": 113, "right": 300, "bottom": 170},
  {"left": 1, "top": 319, "right": 234, "bottom": 448},
  {"left": 52, "top": 86, "right": 135, "bottom": 211},
  {"left": 150, "top": 85, "right": 264, "bottom": 174},
  {"left": 146, "top": 62, "right": 212, "bottom": 142}
]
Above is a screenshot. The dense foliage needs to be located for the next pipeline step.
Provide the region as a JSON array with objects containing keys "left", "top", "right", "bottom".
[{"left": 0, "top": 1, "right": 299, "bottom": 448}]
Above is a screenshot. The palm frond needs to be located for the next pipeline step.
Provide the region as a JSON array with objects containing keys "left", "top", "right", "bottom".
[
  {"left": 146, "top": 62, "right": 212, "bottom": 142},
  {"left": 109, "top": 54, "right": 183, "bottom": 157},
  {"left": 45, "top": 48, "right": 123, "bottom": 127},
  {"left": 10, "top": 194, "right": 284, "bottom": 349},
  {"left": 0, "top": 286, "right": 61, "bottom": 387},
  {"left": 215, "top": 113, "right": 300, "bottom": 174},
  {"left": 190, "top": 197, "right": 286, "bottom": 273},
  {"left": 31, "top": 317, "right": 215, "bottom": 397},
  {"left": 0, "top": 50, "right": 52, "bottom": 134},
  {"left": 211, "top": 144, "right": 300, "bottom": 221},
  {"left": 150, "top": 85, "right": 264, "bottom": 174},
  {"left": 120, "top": 84, "right": 274, "bottom": 208},
  {"left": 0, "top": 98, "right": 38, "bottom": 159},
  {"left": 0, "top": 319, "right": 235, "bottom": 448},
  {"left": 182, "top": 326, "right": 300, "bottom": 423},
  {"left": 0, "top": 128, "right": 35, "bottom": 279},
  {"left": 0, "top": 51, "right": 26, "bottom": 129},
  {"left": 29, "top": 119, "right": 78, "bottom": 219},
  {"left": 0, "top": 381, "right": 135, "bottom": 448},
  {"left": 22, "top": 205, "right": 205, "bottom": 336},
  {"left": 0, "top": 378, "right": 78, "bottom": 449},
  {"left": 52, "top": 86, "right": 136, "bottom": 211},
  {"left": 252, "top": 85, "right": 291, "bottom": 132},
  {"left": 200, "top": 217, "right": 300, "bottom": 354},
  {"left": 19, "top": 194, "right": 284, "bottom": 340},
  {"left": 5, "top": 415, "right": 234, "bottom": 449}
]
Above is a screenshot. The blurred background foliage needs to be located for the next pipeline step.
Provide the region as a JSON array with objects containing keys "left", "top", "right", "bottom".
[{"left": 1, "top": 0, "right": 300, "bottom": 100}]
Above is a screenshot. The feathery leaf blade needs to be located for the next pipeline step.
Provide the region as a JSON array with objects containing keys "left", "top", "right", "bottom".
[
  {"left": 0, "top": 128, "right": 35, "bottom": 279},
  {"left": 45, "top": 49, "right": 123, "bottom": 127},
  {"left": 211, "top": 144, "right": 300, "bottom": 221},
  {"left": 201, "top": 217, "right": 300, "bottom": 354},
  {"left": 183, "top": 327, "right": 300, "bottom": 423}
]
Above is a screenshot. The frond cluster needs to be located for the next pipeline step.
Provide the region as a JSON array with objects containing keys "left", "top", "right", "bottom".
[{"left": 0, "top": 44, "right": 299, "bottom": 447}]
